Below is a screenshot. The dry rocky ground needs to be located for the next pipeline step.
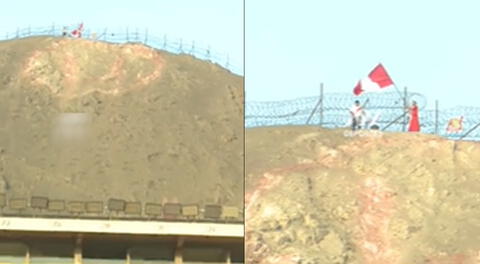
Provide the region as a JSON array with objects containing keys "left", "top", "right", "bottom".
[
  {"left": 246, "top": 126, "right": 480, "bottom": 264},
  {"left": 0, "top": 36, "right": 243, "bottom": 209}
]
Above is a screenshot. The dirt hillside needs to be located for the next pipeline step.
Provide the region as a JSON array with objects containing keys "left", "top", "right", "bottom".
[
  {"left": 246, "top": 126, "right": 480, "bottom": 264},
  {"left": 0, "top": 36, "right": 243, "bottom": 208}
]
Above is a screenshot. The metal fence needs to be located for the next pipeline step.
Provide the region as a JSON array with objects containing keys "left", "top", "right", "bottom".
[
  {"left": 0, "top": 24, "right": 243, "bottom": 76},
  {"left": 246, "top": 87, "right": 480, "bottom": 141}
]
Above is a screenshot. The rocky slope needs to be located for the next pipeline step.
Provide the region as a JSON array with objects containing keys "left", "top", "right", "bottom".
[
  {"left": 0, "top": 36, "right": 243, "bottom": 208},
  {"left": 246, "top": 126, "right": 480, "bottom": 263}
]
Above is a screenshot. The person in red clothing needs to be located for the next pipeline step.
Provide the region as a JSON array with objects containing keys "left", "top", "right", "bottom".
[{"left": 407, "top": 100, "right": 420, "bottom": 132}]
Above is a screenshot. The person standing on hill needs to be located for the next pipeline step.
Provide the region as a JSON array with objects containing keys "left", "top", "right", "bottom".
[
  {"left": 349, "top": 100, "right": 365, "bottom": 131},
  {"left": 408, "top": 101, "right": 420, "bottom": 132}
]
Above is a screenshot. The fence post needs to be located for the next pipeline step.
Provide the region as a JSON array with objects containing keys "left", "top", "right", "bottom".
[
  {"left": 144, "top": 28, "right": 148, "bottom": 44},
  {"left": 206, "top": 46, "right": 211, "bottom": 60},
  {"left": 383, "top": 111, "right": 410, "bottom": 131},
  {"left": 403, "top": 86, "right": 408, "bottom": 132},
  {"left": 459, "top": 121, "right": 480, "bottom": 141},
  {"left": 306, "top": 83, "right": 323, "bottom": 125},
  {"left": 190, "top": 40, "right": 195, "bottom": 55},
  {"left": 126, "top": 27, "right": 129, "bottom": 42},
  {"left": 320, "top": 83, "right": 324, "bottom": 126},
  {"left": 435, "top": 100, "right": 439, "bottom": 135}
]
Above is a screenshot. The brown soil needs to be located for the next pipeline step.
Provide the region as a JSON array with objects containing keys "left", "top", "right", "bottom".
[
  {"left": 246, "top": 126, "right": 480, "bottom": 263},
  {"left": 0, "top": 36, "right": 243, "bottom": 208}
]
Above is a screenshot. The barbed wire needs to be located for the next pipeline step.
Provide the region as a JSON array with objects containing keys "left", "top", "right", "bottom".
[
  {"left": 0, "top": 24, "right": 243, "bottom": 76},
  {"left": 246, "top": 91, "right": 480, "bottom": 141}
]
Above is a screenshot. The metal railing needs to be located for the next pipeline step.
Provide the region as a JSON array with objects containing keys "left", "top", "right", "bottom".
[{"left": 0, "top": 24, "right": 243, "bottom": 76}]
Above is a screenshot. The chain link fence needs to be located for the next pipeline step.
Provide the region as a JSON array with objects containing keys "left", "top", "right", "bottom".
[{"left": 0, "top": 24, "right": 243, "bottom": 76}]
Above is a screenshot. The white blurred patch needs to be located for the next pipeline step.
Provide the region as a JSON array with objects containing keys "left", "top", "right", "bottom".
[
  {"left": 361, "top": 78, "right": 382, "bottom": 92},
  {"left": 51, "top": 113, "right": 92, "bottom": 146},
  {"left": 261, "top": 204, "right": 280, "bottom": 219}
]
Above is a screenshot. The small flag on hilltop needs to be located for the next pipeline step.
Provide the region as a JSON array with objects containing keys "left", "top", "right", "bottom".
[
  {"left": 354, "top": 63, "right": 394, "bottom": 96},
  {"left": 71, "top": 23, "right": 84, "bottom": 38}
]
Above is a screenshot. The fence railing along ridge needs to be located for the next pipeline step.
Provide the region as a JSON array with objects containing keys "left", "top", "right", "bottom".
[
  {"left": 245, "top": 91, "right": 480, "bottom": 141},
  {"left": 246, "top": 92, "right": 480, "bottom": 113},
  {"left": 0, "top": 24, "right": 243, "bottom": 76}
]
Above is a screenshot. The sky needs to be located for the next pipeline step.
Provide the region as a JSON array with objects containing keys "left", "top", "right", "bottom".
[
  {"left": 0, "top": 0, "right": 243, "bottom": 75},
  {"left": 246, "top": 0, "right": 480, "bottom": 109}
]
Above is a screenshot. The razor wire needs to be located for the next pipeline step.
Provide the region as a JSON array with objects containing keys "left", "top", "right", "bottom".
[
  {"left": 0, "top": 24, "right": 242, "bottom": 76},
  {"left": 246, "top": 91, "right": 480, "bottom": 141}
]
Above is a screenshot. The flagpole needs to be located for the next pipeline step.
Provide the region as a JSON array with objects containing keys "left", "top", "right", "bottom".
[
  {"left": 380, "top": 62, "right": 409, "bottom": 131},
  {"left": 377, "top": 62, "right": 405, "bottom": 105},
  {"left": 393, "top": 84, "right": 403, "bottom": 101}
]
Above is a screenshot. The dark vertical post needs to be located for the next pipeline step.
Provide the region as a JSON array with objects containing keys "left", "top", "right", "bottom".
[
  {"left": 403, "top": 86, "right": 408, "bottom": 132},
  {"left": 435, "top": 100, "right": 439, "bottom": 135},
  {"left": 320, "top": 83, "right": 324, "bottom": 126}
]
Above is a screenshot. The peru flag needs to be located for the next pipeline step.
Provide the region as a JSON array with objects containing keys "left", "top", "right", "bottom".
[{"left": 354, "top": 64, "right": 394, "bottom": 96}]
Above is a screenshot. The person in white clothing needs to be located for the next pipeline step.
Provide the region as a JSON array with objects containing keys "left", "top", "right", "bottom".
[{"left": 349, "top": 100, "right": 365, "bottom": 131}]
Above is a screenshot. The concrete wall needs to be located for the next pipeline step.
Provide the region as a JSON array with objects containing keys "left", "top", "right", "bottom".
[{"left": 0, "top": 232, "right": 244, "bottom": 264}]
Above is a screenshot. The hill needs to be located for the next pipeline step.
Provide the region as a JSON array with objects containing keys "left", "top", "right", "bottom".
[
  {"left": 0, "top": 36, "right": 243, "bottom": 209},
  {"left": 246, "top": 126, "right": 480, "bottom": 264}
]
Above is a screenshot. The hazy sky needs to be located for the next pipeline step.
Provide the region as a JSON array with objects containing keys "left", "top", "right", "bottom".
[
  {"left": 0, "top": 0, "right": 243, "bottom": 74},
  {"left": 246, "top": 0, "right": 480, "bottom": 109}
]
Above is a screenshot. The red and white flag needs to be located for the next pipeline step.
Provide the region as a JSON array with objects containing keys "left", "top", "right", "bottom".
[
  {"left": 71, "top": 23, "right": 84, "bottom": 38},
  {"left": 354, "top": 63, "right": 394, "bottom": 96}
]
